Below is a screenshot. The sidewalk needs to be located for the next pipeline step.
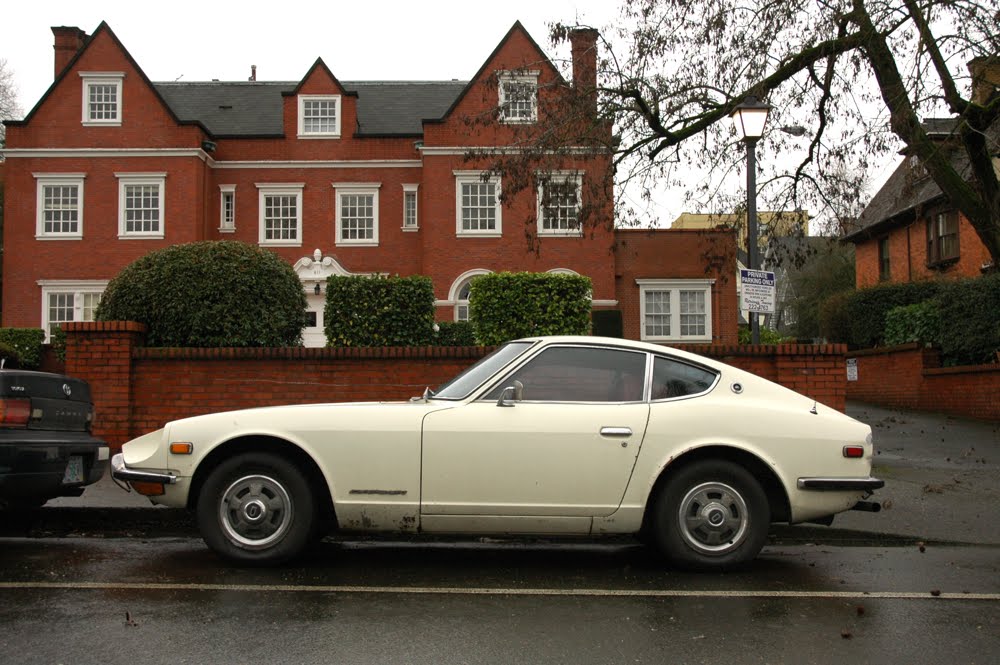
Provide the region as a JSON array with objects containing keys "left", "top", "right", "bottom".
[{"left": 42, "top": 401, "right": 1000, "bottom": 545}]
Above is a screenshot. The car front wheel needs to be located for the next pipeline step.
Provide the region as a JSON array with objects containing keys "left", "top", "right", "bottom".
[
  {"left": 196, "top": 452, "right": 315, "bottom": 565},
  {"left": 652, "top": 460, "right": 770, "bottom": 571}
]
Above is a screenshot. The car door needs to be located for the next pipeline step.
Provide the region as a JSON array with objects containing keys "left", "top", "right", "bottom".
[{"left": 420, "top": 345, "right": 650, "bottom": 522}]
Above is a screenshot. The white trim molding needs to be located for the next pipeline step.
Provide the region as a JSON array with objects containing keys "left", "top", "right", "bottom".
[
  {"left": 402, "top": 184, "right": 419, "bottom": 231},
  {"left": 37, "top": 280, "right": 109, "bottom": 342},
  {"left": 219, "top": 184, "right": 236, "bottom": 233},
  {"left": 332, "top": 183, "right": 381, "bottom": 247},
  {"left": 297, "top": 95, "right": 342, "bottom": 139},
  {"left": 256, "top": 183, "right": 305, "bottom": 247},
  {"left": 115, "top": 172, "right": 166, "bottom": 239},
  {"left": 498, "top": 70, "right": 540, "bottom": 124},
  {"left": 80, "top": 72, "right": 124, "bottom": 126},
  {"left": 454, "top": 171, "right": 502, "bottom": 237},
  {"left": 537, "top": 171, "right": 583, "bottom": 237},
  {"left": 34, "top": 173, "right": 86, "bottom": 240},
  {"left": 446, "top": 269, "right": 493, "bottom": 321},
  {"left": 636, "top": 278, "right": 715, "bottom": 343}
]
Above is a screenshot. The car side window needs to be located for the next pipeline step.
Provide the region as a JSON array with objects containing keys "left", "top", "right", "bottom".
[
  {"left": 651, "top": 356, "right": 717, "bottom": 400},
  {"left": 485, "top": 346, "right": 647, "bottom": 403}
]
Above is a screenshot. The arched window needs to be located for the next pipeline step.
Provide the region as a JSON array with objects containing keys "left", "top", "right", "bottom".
[{"left": 448, "top": 269, "right": 492, "bottom": 321}]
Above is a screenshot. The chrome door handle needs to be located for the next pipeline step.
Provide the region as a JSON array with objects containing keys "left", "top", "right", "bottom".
[{"left": 600, "top": 427, "right": 632, "bottom": 437}]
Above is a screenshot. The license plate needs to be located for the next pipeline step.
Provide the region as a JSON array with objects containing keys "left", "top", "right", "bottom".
[{"left": 62, "top": 455, "right": 84, "bottom": 484}]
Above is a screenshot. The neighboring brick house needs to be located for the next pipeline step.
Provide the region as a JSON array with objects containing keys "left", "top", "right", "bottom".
[
  {"left": 844, "top": 59, "right": 999, "bottom": 287},
  {"left": 1, "top": 21, "right": 737, "bottom": 347}
]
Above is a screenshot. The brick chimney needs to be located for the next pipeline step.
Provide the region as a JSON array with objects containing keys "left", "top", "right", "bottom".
[
  {"left": 52, "top": 26, "right": 87, "bottom": 79},
  {"left": 968, "top": 57, "right": 999, "bottom": 106},
  {"left": 569, "top": 28, "right": 599, "bottom": 114}
]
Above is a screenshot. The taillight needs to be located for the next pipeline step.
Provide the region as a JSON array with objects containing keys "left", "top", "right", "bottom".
[
  {"left": 0, "top": 398, "right": 31, "bottom": 427},
  {"left": 843, "top": 445, "right": 865, "bottom": 458}
]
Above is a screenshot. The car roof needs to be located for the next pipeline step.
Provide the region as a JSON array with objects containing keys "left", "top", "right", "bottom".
[{"left": 514, "top": 336, "right": 730, "bottom": 373}]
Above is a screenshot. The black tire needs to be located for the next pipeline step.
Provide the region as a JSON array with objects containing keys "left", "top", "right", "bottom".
[
  {"left": 196, "top": 452, "right": 315, "bottom": 565},
  {"left": 651, "top": 460, "right": 770, "bottom": 571}
]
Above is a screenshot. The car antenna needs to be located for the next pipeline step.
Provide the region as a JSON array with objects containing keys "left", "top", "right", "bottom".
[{"left": 810, "top": 400, "right": 818, "bottom": 415}]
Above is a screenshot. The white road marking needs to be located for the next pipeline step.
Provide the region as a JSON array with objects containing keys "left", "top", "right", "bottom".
[{"left": 0, "top": 581, "right": 997, "bottom": 600}]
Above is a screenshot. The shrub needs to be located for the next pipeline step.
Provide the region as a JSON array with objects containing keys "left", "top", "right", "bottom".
[
  {"left": 738, "top": 326, "right": 793, "bottom": 345},
  {"left": 469, "top": 272, "right": 592, "bottom": 345},
  {"left": 846, "top": 281, "right": 943, "bottom": 348},
  {"left": 933, "top": 273, "right": 1000, "bottom": 366},
  {"left": 884, "top": 301, "right": 941, "bottom": 346},
  {"left": 434, "top": 320, "right": 476, "bottom": 346},
  {"left": 49, "top": 326, "right": 67, "bottom": 363},
  {"left": 325, "top": 274, "right": 435, "bottom": 346},
  {"left": 818, "top": 291, "right": 853, "bottom": 344},
  {"left": 96, "top": 241, "right": 307, "bottom": 347},
  {"left": 0, "top": 328, "right": 45, "bottom": 368}
]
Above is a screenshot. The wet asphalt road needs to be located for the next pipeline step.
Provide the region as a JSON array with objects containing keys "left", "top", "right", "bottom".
[{"left": 1, "top": 535, "right": 998, "bottom": 664}]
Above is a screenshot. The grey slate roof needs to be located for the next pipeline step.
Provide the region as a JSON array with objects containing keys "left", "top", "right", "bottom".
[{"left": 153, "top": 80, "right": 468, "bottom": 137}]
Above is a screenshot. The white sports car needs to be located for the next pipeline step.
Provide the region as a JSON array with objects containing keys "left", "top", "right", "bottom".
[{"left": 112, "top": 336, "right": 882, "bottom": 570}]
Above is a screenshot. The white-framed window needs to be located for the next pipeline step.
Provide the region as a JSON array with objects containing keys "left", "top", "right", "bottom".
[
  {"left": 537, "top": 172, "right": 582, "bottom": 236},
  {"left": 256, "top": 184, "right": 304, "bottom": 246},
  {"left": 455, "top": 171, "right": 502, "bottom": 237},
  {"left": 34, "top": 173, "right": 85, "bottom": 239},
  {"left": 38, "top": 281, "right": 108, "bottom": 341},
  {"left": 116, "top": 173, "right": 165, "bottom": 239},
  {"left": 498, "top": 71, "right": 539, "bottom": 124},
  {"left": 447, "top": 269, "right": 492, "bottom": 322},
  {"left": 219, "top": 185, "right": 236, "bottom": 233},
  {"left": 637, "top": 279, "right": 714, "bottom": 343},
  {"left": 298, "top": 95, "right": 341, "bottom": 138},
  {"left": 80, "top": 72, "right": 124, "bottom": 126},
  {"left": 402, "top": 184, "right": 419, "bottom": 230},
  {"left": 333, "top": 183, "right": 380, "bottom": 246}
]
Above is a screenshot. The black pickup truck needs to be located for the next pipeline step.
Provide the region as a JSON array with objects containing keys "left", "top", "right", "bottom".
[{"left": 0, "top": 368, "right": 109, "bottom": 509}]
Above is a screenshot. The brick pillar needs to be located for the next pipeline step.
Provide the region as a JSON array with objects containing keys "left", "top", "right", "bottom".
[
  {"left": 775, "top": 344, "right": 846, "bottom": 412},
  {"left": 63, "top": 321, "right": 147, "bottom": 451}
]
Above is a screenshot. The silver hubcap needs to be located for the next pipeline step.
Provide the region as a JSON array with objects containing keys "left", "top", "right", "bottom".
[
  {"left": 678, "top": 481, "right": 749, "bottom": 555},
  {"left": 218, "top": 474, "right": 293, "bottom": 550}
]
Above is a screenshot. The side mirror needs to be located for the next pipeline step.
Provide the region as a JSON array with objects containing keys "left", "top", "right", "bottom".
[{"left": 496, "top": 380, "right": 524, "bottom": 407}]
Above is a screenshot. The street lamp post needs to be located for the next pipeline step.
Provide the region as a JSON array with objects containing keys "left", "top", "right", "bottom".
[{"left": 730, "top": 96, "right": 772, "bottom": 345}]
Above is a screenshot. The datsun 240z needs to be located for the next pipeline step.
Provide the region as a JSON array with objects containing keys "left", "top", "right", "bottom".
[{"left": 112, "top": 336, "right": 882, "bottom": 570}]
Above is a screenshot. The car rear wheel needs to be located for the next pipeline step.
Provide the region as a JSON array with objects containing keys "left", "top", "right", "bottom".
[
  {"left": 652, "top": 460, "right": 769, "bottom": 571},
  {"left": 196, "top": 452, "right": 315, "bottom": 565}
]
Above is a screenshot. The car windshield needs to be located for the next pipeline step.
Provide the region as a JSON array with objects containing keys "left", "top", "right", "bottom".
[{"left": 433, "top": 341, "right": 534, "bottom": 400}]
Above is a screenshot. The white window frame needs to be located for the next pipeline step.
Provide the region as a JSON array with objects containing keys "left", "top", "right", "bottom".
[
  {"left": 256, "top": 183, "right": 304, "bottom": 247},
  {"left": 219, "top": 185, "right": 236, "bottom": 233},
  {"left": 537, "top": 171, "right": 583, "bottom": 236},
  {"left": 297, "top": 95, "right": 342, "bottom": 138},
  {"left": 446, "top": 269, "right": 493, "bottom": 322},
  {"left": 37, "top": 280, "right": 109, "bottom": 342},
  {"left": 80, "top": 72, "right": 124, "bottom": 126},
  {"left": 498, "top": 70, "right": 539, "bottom": 124},
  {"left": 402, "top": 184, "right": 419, "bottom": 231},
  {"left": 116, "top": 173, "right": 166, "bottom": 239},
  {"left": 333, "top": 183, "right": 380, "bottom": 247},
  {"left": 455, "top": 171, "right": 502, "bottom": 237},
  {"left": 637, "top": 279, "right": 714, "bottom": 343},
  {"left": 34, "top": 173, "right": 86, "bottom": 240}
]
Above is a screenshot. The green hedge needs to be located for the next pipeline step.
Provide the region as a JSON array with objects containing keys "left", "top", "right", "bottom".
[
  {"left": 738, "top": 326, "right": 793, "bottom": 345},
  {"left": 934, "top": 273, "right": 1000, "bottom": 365},
  {"left": 434, "top": 320, "right": 476, "bottom": 346},
  {"left": 818, "top": 291, "right": 853, "bottom": 344},
  {"left": 884, "top": 301, "right": 941, "bottom": 346},
  {"left": 469, "top": 272, "right": 592, "bottom": 345},
  {"left": 325, "top": 274, "right": 435, "bottom": 346},
  {"left": 97, "top": 241, "right": 307, "bottom": 347},
  {"left": 846, "top": 281, "right": 942, "bottom": 348},
  {"left": 0, "top": 342, "right": 19, "bottom": 369},
  {"left": 0, "top": 328, "right": 45, "bottom": 369}
]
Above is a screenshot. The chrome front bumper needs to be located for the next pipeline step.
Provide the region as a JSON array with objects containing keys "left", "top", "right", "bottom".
[
  {"left": 797, "top": 476, "right": 884, "bottom": 491},
  {"left": 111, "top": 453, "right": 177, "bottom": 485}
]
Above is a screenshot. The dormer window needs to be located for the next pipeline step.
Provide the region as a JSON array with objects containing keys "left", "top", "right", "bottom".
[
  {"left": 498, "top": 71, "right": 538, "bottom": 124},
  {"left": 298, "top": 95, "right": 341, "bottom": 138},
  {"left": 80, "top": 72, "right": 124, "bottom": 126}
]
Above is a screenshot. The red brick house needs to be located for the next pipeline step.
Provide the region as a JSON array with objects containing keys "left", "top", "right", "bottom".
[
  {"left": 844, "top": 59, "right": 998, "bottom": 287},
  {"left": 2, "top": 21, "right": 737, "bottom": 347}
]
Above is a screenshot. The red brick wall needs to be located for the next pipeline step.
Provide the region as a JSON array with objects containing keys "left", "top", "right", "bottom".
[
  {"left": 63, "top": 323, "right": 848, "bottom": 449},
  {"left": 847, "top": 343, "right": 1000, "bottom": 421},
  {"left": 854, "top": 213, "right": 991, "bottom": 288},
  {"left": 615, "top": 229, "right": 739, "bottom": 345}
]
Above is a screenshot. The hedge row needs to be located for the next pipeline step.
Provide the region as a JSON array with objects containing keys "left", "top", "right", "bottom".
[
  {"left": 325, "top": 275, "right": 436, "bottom": 347},
  {"left": 0, "top": 328, "right": 46, "bottom": 369},
  {"left": 469, "top": 272, "right": 592, "bottom": 345}
]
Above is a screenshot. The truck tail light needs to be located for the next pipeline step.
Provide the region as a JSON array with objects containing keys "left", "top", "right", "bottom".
[
  {"left": 843, "top": 445, "right": 865, "bottom": 458},
  {"left": 0, "top": 398, "right": 31, "bottom": 427}
]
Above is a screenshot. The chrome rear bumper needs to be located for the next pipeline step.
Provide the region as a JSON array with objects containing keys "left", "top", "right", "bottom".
[{"left": 797, "top": 476, "right": 884, "bottom": 491}]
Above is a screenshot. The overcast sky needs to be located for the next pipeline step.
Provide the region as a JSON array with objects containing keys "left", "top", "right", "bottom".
[{"left": 5, "top": 0, "right": 619, "bottom": 112}]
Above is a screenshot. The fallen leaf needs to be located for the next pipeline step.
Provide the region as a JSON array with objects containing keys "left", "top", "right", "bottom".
[{"left": 841, "top": 629, "right": 852, "bottom": 639}]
